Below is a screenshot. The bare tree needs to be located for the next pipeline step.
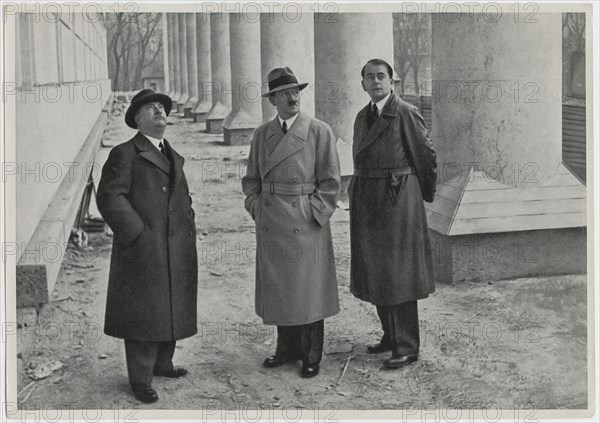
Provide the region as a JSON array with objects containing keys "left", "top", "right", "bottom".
[
  {"left": 106, "top": 13, "right": 163, "bottom": 92},
  {"left": 393, "top": 13, "right": 431, "bottom": 95}
]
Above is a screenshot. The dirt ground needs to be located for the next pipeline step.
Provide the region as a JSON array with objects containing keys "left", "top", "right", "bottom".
[{"left": 15, "top": 109, "right": 589, "bottom": 414}]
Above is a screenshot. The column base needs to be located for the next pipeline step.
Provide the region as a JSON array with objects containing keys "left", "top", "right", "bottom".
[
  {"left": 176, "top": 103, "right": 186, "bottom": 114},
  {"left": 223, "top": 128, "right": 254, "bottom": 145},
  {"left": 183, "top": 107, "right": 193, "bottom": 118},
  {"left": 193, "top": 112, "right": 208, "bottom": 123},
  {"left": 429, "top": 227, "right": 586, "bottom": 284},
  {"left": 206, "top": 119, "right": 224, "bottom": 133}
]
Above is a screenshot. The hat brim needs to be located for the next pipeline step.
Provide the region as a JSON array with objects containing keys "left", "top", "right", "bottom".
[
  {"left": 261, "top": 82, "right": 308, "bottom": 97},
  {"left": 125, "top": 93, "right": 173, "bottom": 129}
]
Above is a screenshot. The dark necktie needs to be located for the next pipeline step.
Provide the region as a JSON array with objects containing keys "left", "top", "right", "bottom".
[
  {"left": 367, "top": 103, "right": 379, "bottom": 129},
  {"left": 159, "top": 141, "right": 168, "bottom": 158},
  {"left": 282, "top": 121, "right": 288, "bottom": 134}
]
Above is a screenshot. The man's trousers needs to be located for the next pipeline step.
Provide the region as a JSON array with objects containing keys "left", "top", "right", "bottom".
[
  {"left": 376, "top": 301, "right": 420, "bottom": 356},
  {"left": 275, "top": 320, "right": 324, "bottom": 365},
  {"left": 124, "top": 340, "right": 176, "bottom": 385}
]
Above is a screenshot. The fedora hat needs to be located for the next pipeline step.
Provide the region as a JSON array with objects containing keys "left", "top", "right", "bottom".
[
  {"left": 125, "top": 89, "right": 173, "bottom": 129},
  {"left": 262, "top": 67, "right": 308, "bottom": 97}
]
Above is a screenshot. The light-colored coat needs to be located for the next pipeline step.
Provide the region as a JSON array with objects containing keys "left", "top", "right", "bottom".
[
  {"left": 97, "top": 132, "right": 198, "bottom": 341},
  {"left": 242, "top": 113, "right": 341, "bottom": 325}
]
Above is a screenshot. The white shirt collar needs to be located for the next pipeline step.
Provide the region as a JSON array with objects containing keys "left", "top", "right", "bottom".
[
  {"left": 371, "top": 92, "right": 391, "bottom": 116},
  {"left": 142, "top": 133, "right": 164, "bottom": 150},
  {"left": 277, "top": 113, "right": 299, "bottom": 131}
]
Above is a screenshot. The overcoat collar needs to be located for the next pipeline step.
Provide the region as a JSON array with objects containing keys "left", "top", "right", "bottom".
[
  {"left": 133, "top": 132, "right": 185, "bottom": 187},
  {"left": 354, "top": 92, "right": 400, "bottom": 157},
  {"left": 261, "top": 112, "right": 310, "bottom": 179}
]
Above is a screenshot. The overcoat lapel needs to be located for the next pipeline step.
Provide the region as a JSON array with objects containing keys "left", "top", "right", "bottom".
[
  {"left": 164, "top": 139, "right": 184, "bottom": 189},
  {"left": 353, "top": 94, "right": 398, "bottom": 158},
  {"left": 261, "top": 113, "right": 310, "bottom": 179},
  {"left": 133, "top": 132, "right": 171, "bottom": 175}
]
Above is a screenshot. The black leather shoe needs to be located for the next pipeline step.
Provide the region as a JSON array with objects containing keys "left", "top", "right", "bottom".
[
  {"left": 131, "top": 384, "right": 159, "bottom": 403},
  {"left": 262, "top": 355, "right": 299, "bottom": 368},
  {"left": 382, "top": 354, "right": 418, "bottom": 370},
  {"left": 301, "top": 363, "right": 320, "bottom": 378},
  {"left": 153, "top": 366, "right": 188, "bottom": 378},
  {"left": 367, "top": 342, "right": 392, "bottom": 354}
]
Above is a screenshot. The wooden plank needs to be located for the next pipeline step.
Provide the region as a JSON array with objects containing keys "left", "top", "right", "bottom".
[
  {"left": 425, "top": 208, "right": 453, "bottom": 234},
  {"left": 450, "top": 211, "right": 586, "bottom": 235},
  {"left": 454, "top": 198, "right": 586, "bottom": 220},
  {"left": 428, "top": 193, "right": 459, "bottom": 219},
  {"left": 461, "top": 185, "right": 585, "bottom": 203}
]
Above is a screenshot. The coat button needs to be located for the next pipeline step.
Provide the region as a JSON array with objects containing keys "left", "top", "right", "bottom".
[
  {"left": 170, "top": 208, "right": 174, "bottom": 213},
  {"left": 262, "top": 227, "right": 268, "bottom": 232},
  {"left": 292, "top": 201, "right": 297, "bottom": 207},
  {"left": 320, "top": 204, "right": 326, "bottom": 210},
  {"left": 293, "top": 229, "right": 299, "bottom": 234},
  {"left": 161, "top": 186, "right": 167, "bottom": 192},
  {"left": 169, "top": 230, "right": 174, "bottom": 236},
  {"left": 292, "top": 177, "right": 298, "bottom": 182}
]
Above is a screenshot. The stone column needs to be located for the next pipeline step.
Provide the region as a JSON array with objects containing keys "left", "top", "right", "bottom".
[
  {"left": 162, "top": 13, "right": 170, "bottom": 96},
  {"left": 184, "top": 13, "right": 198, "bottom": 118},
  {"left": 192, "top": 13, "right": 212, "bottom": 123},
  {"left": 431, "top": 14, "right": 561, "bottom": 186},
  {"left": 222, "top": 14, "right": 262, "bottom": 145},
  {"left": 171, "top": 13, "right": 181, "bottom": 102},
  {"left": 205, "top": 13, "right": 232, "bottom": 133},
  {"left": 260, "top": 12, "right": 315, "bottom": 121},
  {"left": 314, "top": 13, "right": 393, "bottom": 175},
  {"left": 426, "top": 14, "right": 585, "bottom": 283},
  {"left": 177, "top": 13, "right": 189, "bottom": 113}
]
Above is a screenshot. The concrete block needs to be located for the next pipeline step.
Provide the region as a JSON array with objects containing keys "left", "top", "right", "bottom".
[{"left": 429, "top": 227, "right": 586, "bottom": 284}]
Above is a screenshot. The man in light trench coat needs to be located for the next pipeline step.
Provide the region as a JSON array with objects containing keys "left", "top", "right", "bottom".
[
  {"left": 242, "top": 67, "right": 341, "bottom": 378},
  {"left": 97, "top": 89, "right": 198, "bottom": 403},
  {"left": 350, "top": 59, "right": 437, "bottom": 370}
]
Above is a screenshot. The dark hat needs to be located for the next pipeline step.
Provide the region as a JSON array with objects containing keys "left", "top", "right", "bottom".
[
  {"left": 262, "top": 67, "right": 308, "bottom": 97},
  {"left": 125, "top": 89, "right": 172, "bottom": 129}
]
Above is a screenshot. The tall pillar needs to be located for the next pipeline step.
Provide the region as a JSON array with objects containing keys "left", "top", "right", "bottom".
[
  {"left": 172, "top": 13, "right": 181, "bottom": 103},
  {"left": 162, "top": 13, "right": 170, "bottom": 95},
  {"left": 314, "top": 14, "right": 393, "bottom": 175},
  {"left": 177, "top": 13, "right": 189, "bottom": 114},
  {"left": 426, "top": 14, "right": 585, "bottom": 283},
  {"left": 192, "top": 13, "right": 212, "bottom": 123},
  {"left": 184, "top": 13, "right": 198, "bottom": 118},
  {"left": 222, "top": 14, "right": 262, "bottom": 145},
  {"left": 260, "top": 12, "right": 315, "bottom": 121},
  {"left": 205, "top": 13, "right": 231, "bottom": 133}
]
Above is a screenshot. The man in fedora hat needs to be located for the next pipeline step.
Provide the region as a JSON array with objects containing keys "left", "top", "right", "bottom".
[
  {"left": 97, "top": 89, "right": 198, "bottom": 403},
  {"left": 242, "top": 67, "right": 341, "bottom": 378}
]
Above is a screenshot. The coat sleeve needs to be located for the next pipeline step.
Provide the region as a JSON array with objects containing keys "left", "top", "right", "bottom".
[
  {"left": 96, "top": 146, "right": 145, "bottom": 245},
  {"left": 241, "top": 131, "right": 262, "bottom": 220},
  {"left": 402, "top": 105, "right": 437, "bottom": 202},
  {"left": 309, "top": 124, "right": 341, "bottom": 227}
]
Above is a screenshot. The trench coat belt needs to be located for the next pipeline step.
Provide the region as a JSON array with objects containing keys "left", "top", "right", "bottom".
[
  {"left": 353, "top": 167, "right": 415, "bottom": 178},
  {"left": 261, "top": 182, "right": 316, "bottom": 195}
]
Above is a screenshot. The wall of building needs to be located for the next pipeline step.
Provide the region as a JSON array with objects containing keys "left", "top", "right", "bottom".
[{"left": 15, "top": 13, "right": 111, "bottom": 259}]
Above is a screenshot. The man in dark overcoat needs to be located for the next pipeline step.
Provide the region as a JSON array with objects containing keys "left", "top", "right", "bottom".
[
  {"left": 350, "top": 59, "right": 437, "bottom": 370},
  {"left": 97, "top": 89, "right": 198, "bottom": 402},
  {"left": 242, "top": 67, "right": 341, "bottom": 378}
]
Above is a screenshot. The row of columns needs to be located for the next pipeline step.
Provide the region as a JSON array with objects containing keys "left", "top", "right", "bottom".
[
  {"left": 164, "top": 12, "right": 563, "bottom": 188},
  {"left": 163, "top": 12, "right": 393, "bottom": 146}
]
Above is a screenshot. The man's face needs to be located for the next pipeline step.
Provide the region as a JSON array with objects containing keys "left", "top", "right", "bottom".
[
  {"left": 135, "top": 101, "right": 167, "bottom": 131},
  {"left": 269, "top": 87, "right": 301, "bottom": 120},
  {"left": 361, "top": 63, "right": 393, "bottom": 103}
]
